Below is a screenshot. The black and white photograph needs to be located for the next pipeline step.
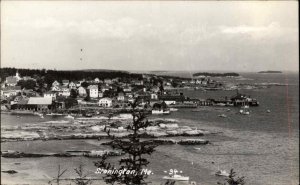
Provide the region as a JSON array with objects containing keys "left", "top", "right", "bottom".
[{"left": 1, "top": 1, "right": 299, "bottom": 185}]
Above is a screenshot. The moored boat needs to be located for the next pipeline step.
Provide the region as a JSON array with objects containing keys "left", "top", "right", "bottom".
[
  {"left": 215, "top": 170, "right": 230, "bottom": 177},
  {"left": 163, "top": 174, "right": 189, "bottom": 181}
]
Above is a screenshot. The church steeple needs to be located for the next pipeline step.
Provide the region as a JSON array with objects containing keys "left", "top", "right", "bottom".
[{"left": 15, "top": 70, "right": 21, "bottom": 81}]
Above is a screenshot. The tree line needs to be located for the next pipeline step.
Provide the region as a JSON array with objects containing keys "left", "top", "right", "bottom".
[{"left": 1, "top": 67, "right": 142, "bottom": 84}]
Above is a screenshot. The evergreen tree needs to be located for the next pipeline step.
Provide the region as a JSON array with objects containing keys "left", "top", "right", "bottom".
[{"left": 94, "top": 99, "right": 157, "bottom": 185}]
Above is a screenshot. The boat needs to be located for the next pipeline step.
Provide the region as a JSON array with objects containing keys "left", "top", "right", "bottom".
[
  {"left": 239, "top": 106, "right": 250, "bottom": 115},
  {"left": 239, "top": 109, "right": 250, "bottom": 115},
  {"left": 163, "top": 174, "right": 189, "bottom": 181},
  {"left": 170, "top": 108, "right": 178, "bottom": 112},
  {"left": 152, "top": 109, "right": 170, "bottom": 115},
  {"left": 46, "top": 113, "right": 63, "bottom": 116},
  {"left": 65, "top": 115, "right": 74, "bottom": 119},
  {"left": 215, "top": 170, "right": 230, "bottom": 177},
  {"left": 218, "top": 114, "right": 227, "bottom": 118},
  {"left": 267, "top": 109, "right": 271, "bottom": 113},
  {"left": 241, "top": 105, "right": 249, "bottom": 109}
]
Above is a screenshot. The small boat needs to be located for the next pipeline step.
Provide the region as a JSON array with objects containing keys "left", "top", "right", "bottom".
[
  {"left": 218, "top": 114, "right": 227, "bottom": 118},
  {"left": 152, "top": 109, "right": 170, "bottom": 115},
  {"left": 267, "top": 109, "right": 271, "bottom": 113},
  {"left": 170, "top": 108, "right": 178, "bottom": 112},
  {"left": 239, "top": 109, "right": 250, "bottom": 115},
  {"left": 46, "top": 113, "right": 63, "bottom": 116},
  {"left": 163, "top": 174, "right": 189, "bottom": 181},
  {"left": 215, "top": 170, "right": 230, "bottom": 177},
  {"left": 65, "top": 115, "right": 74, "bottom": 119},
  {"left": 241, "top": 105, "right": 249, "bottom": 109}
]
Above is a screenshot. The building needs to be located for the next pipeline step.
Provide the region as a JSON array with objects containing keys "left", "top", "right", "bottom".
[
  {"left": 52, "top": 81, "right": 60, "bottom": 87},
  {"left": 117, "top": 92, "right": 125, "bottom": 101},
  {"left": 68, "top": 82, "right": 77, "bottom": 89},
  {"left": 151, "top": 93, "right": 158, "bottom": 100},
  {"left": 99, "top": 98, "right": 113, "bottom": 107},
  {"left": 28, "top": 97, "right": 53, "bottom": 111},
  {"left": 78, "top": 86, "right": 87, "bottom": 97},
  {"left": 44, "top": 91, "right": 57, "bottom": 100},
  {"left": 98, "top": 92, "right": 103, "bottom": 98},
  {"left": 5, "top": 76, "right": 18, "bottom": 86},
  {"left": 61, "top": 87, "right": 71, "bottom": 97},
  {"left": 11, "top": 97, "right": 53, "bottom": 111},
  {"left": 62, "top": 80, "right": 69, "bottom": 86},
  {"left": 1, "top": 86, "right": 22, "bottom": 97},
  {"left": 87, "top": 85, "right": 98, "bottom": 98}
]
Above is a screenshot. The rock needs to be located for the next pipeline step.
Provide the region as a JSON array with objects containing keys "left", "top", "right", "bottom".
[{"left": 2, "top": 170, "right": 18, "bottom": 174}]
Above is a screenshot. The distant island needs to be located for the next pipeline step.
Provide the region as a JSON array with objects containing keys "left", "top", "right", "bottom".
[
  {"left": 193, "top": 72, "right": 240, "bottom": 77},
  {"left": 258, "top": 71, "right": 282, "bottom": 74}
]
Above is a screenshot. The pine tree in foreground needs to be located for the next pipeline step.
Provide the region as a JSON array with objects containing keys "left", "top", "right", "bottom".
[
  {"left": 217, "top": 169, "right": 245, "bottom": 185},
  {"left": 94, "top": 99, "right": 158, "bottom": 185}
]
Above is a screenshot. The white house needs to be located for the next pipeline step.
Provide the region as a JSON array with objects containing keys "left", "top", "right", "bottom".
[
  {"left": 164, "top": 100, "right": 176, "bottom": 105},
  {"left": 151, "top": 93, "right": 158, "bottom": 100},
  {"left": 1, "top": 86, "right": 21, "bottom": 97},
  {"left": 123, "top": 86, "right": 132, "bottom": 92},
  {"left": 52, "top": 81, "right": 60, "bottom": 87},
  {"left": 61, "top": 87, "right": 70, "bottom": 97},
  {"left": 98, "top": 98, "right": 112, "bottom": 107},
  {"left": 87, "top": 85, "right": 98, "bottom": 98},
  {"left": 51, "top": 86, "right": 62, "bottom": 92},
  {"left": 69, "top": 82, "right": 77, "bottom": 89},
  {"left": 94, "top": 78, "right": 100, "bottom": 83},
  {"left": 78, "top": 86, "right": 87, "bottom": 97},
  {"left": 117, "top": 92, "right": 125, "bottom": 101},
  {"left": 44, "top": 91, "right": 56, "bottom": 100}
]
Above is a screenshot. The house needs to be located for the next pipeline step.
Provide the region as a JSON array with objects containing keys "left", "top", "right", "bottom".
[
  {"left": 133, "top": 80, "right": 143, "bottom": 85},
  {"left": 98, "top": 98, "right": 113, "bottom": 107},
  {"left": 76, "top": 81, "right": 82, "bottom": 87},
  {"left": 13, "top": 96, "right": 28, "bottom": 104},
  {"left": 94, "top": 78, "right": 100, "bottom": 83},
  {"left": 100, "top": 85, "right": 110, "bottom": 93},
  {"left": 104, "top": 79, "right": 112, "bottom": 84},
  {"left": 68, "top": 82, "right": 77, "bottom": 89},
  {"left": 62, "top": 80, "right": 69, "bottom": 86},
  {"left": 5, "top": 76, "right": 18, "bottom": 86},
  {"left": 87, "top": 85, "right": 98, "bottom": 98},
  {"left": 61, "top": 87, "right": 71, "bottom": 97},
  {"left": 1, "top": 86, "right": 22, "bottom": 97},
  {"left": 98, "top": 92, "right": 103, "bottom": 98},
  {"left": 158, "top": 95, "right": 185, "bottom": 105},
  {"left": 78, "top": 86, "right": 87, "bottom": 97},
  {"left": 52, "top": 81, "right": 60, "bottom": 87},
  {"left": 51, "top": 86, "right": 62, "bottom": 92},
  {"left": 117, "top": 92, "right": 125, "bottom": 101},
  {"left": 151, "top": 93, "right": 158, "bottom": 100},
  {"left": 123, "top": 85, "right": 132, "bottom": 92},
  {"left": 44, "top": 91, "right": 57, "bottom": 100}
]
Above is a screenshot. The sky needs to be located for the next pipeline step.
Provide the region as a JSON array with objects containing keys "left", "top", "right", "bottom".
[{"left": 1, "top": 1, "right": 299, "bottom": 72}]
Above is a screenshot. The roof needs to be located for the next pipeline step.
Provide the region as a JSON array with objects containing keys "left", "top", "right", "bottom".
[
  {"left": 27, "top": 97, "right": 52, "bottom": 105},
  {"left": 62, "top": 80, "right": 69, "bottom": 83},
  {"left": 6, "top": 76, "right": 18, "bottom": 84},
  {"left": 87, "top": 85, "right": 98, "bottom": 89}
]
